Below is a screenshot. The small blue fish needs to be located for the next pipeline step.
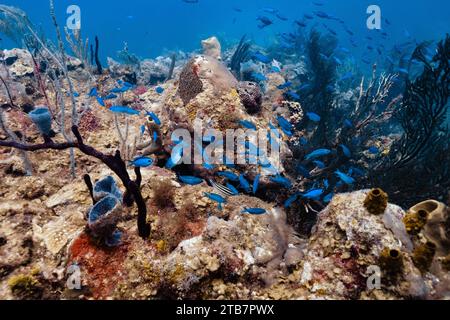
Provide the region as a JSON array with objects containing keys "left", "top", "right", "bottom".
[
  {"left": 96, "top": 96, "right": 105, "bottom": 107},
  {"left": 277, "top": 115, "right": 293, "bottom": 131},
  {"left": 140, "top": 125, "right": 146, "bottom": 135},
  {"left": 73, "top": 92, "right": 80, "bottom": 97},
  {"left": 286, "top": 90, "right": 300, "bottom": 100},
  {"left": 109, "top": 106, "right": 140, "bottom": 115},
  {"left": 156, "top": 87, "right": 164, "bottom": 94},
  {"left": 252, "top": 52, "right": 271, "bottom": 64},
  {"left": 313, "top": 160, "right": 326, "bottom": 169},
  {"left": 153, "top": 131, "right": 158, "bottom": 142},
  {"left": 204, "top": 192, "right": 227, "bottom": 210},
  {"left": 88, "top": 87, "right": 98, "bottom": 97},
  {"left": 368, "top": 146, "right": 379, "bottom": 154},
  {"left": 270, "top": 175, "right": 292, "bottom": 188},
  {"left": 323, "top": 193, "right": 334, "bottom": 203},
  {"left": 284, "top": 193, "right": 299, "bottom": 208},
  {"left": 296, "top": 164, "right": 311, "bottom": 178},
  {"left": 179, "top": 175, "right": 203, "bottom": 185},
  {"left": 217, "top": 171, "right": 239, "bottom": 182},
  {"left": 324, "top": 179, "right": 329, "bottom": 189},
  {"left": 110, "top": 88, "right": 123, "bottom": 94},
  {"left": 166, "top": 146, "right": 183, "bottom": 169},
  {"left": 239, "top": 120, "right": 257, "bottom": 130},
  {"left": 339, "top": 144, "right": 351, "bottom": 158},
  {"left": 251, "top": 72, "right": 267, "bottom": 81},
  {"left": 253, "top": 174, "right": 261, "bottom": 194},
  {"left": 146, "top": 112, "right": 161, "bottom": 126},
  {"left": 104, "top": 93, "right": 118, "bottom": 100},
  {"left": 270, "top": 66, "right": 281, "bottom": 73},
  {"left": 280, "top": 126, "right": 293, "bottom": 137},
  {"left": 306, "top": 112, "right": 321, "bottom": 122},
  {"left": 344, "top": 119, "right": 353, "bottom": 128},
  {"left": 335, "top": 170, "right": 355, "bottom": 185},
  {"left": 130, "top": 156, "right": 153, "bottom": 168},
  {"left": 226, "top": 183, "right": 240, "bottom": 196},
  {"left": 242, "top": 208, "right": 267, "bottom": 215},
  {"left": 339, "top": 72, "right": 354, "bottom": 81},
  {"left": 239, "top": 174, "right": 251, "bottom": 192},
  {"left": 301, "top": 188, "right": 324, "bottom": 200},
  {"left": 123, "top": 81, "right": 134, "bottom": 88},
  {"left": 277, "top": 81, "right": 292, "bottom": 90},
  {"left": 305, "top": 149, "right": 331, "bottom": 160}
]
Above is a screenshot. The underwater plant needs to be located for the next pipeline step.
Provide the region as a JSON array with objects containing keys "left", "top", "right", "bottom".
[{"left": 229, "top": 35, "right": 251, "bottom": 79}]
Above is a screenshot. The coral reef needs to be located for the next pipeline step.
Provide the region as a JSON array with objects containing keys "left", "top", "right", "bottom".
[{"left": 237, "top": 81, "right": 262, "bottom": 114}]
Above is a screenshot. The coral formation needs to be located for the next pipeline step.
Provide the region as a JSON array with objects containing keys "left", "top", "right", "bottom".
[
  {"left": 412, "top": 241, "right": 437, "bottom": 273},
  {"left": 237, "top": 81, "right": 263, "bottom": 114},
  {"left": 201, "top": 36, "right": 222, "bottom": 60}
]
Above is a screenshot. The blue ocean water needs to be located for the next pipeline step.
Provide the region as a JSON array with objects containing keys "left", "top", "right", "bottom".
[{"left": 1, "top": 0, "right": 449, "bottom": 60}]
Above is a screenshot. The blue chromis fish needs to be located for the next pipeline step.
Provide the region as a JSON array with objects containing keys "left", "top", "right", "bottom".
[
  {"left": 323, "top": 193, "right": 334, "bottom": 203},
  {"left": 368, "top": 146, "right": 379, "bottom": 154},
  {"left": 239, "top": 174, "right": 251, "bottom": 192},
  {"left": 253, "top": 174, "right": 261, "bottom": 194},
  {"left": 286, "top": 90, "right": 300, "bottom": 100},
  {"left": 270, "top": 175, "right": 292, "bottom": 188},
  {"left": 277, "top": 115, "right": 293, "bottom": 131},
  {"left": 252, "top": 52, "right": 271, "bottom": 64},
  {"left": 306, "top": 112, "right": 321, "bottom": 122},
  {"left": 251, "top": 72, "right": 267, "bottom": 81},
  {"left": 270, "top": 66, "right": 281, "bottom": 73},
  {"left": 104, "top": 93, "right": 118, "bottom": 100},
  {"left": 140, "top": 125, "right": 146, "bottom": 135},
  {"left": 96, "top": 96, "right": 105, "bottom": 107},
  {"left": 130, "top": 156, "right": 153, "bottom": 168},
  {"left": 301, "top": 188, "right": 324, "bottom": 200},
  {"left": 242, "top": 207, "right": 267, "bottom": 215},
  {"left": 305, "top": 148, "right": 331, "bottom": 160},
  {"left": 284, "top": 193, "right": 299, "bottom": 208},
  {"left": 204, "top": 192, "right": 227, "bottom": 210},
  {"left": 313, "top": 160, "right": 326, "bottom": 169},
  {"left": 146, "top": 112, "right": 161, "bottom": 125},
  {"left": 226, "top": 183, "right": 240, "bottom": 196},
  {"left": 178, "top": 175, "right": 203, "bottom": 185},
  {"left": 166, "top": 146, "right": 183, "bottom": 169},
  {"left": 73, "top": 92, "right": 80, "bottom": 97},
  {"left": 109, "top": 106, "right": 140, "bottom": 115},
  {"left": 335, "top": 170, "right": 355, "bottom": 185},
  {"left": 339, "top": 144, "right": 351, "bottom": 158},
  {"left": 110, "top": 88, "right": 123, "bottom": 94},
  {"left": 239, "top": 120, "right": 257, "bottom": 130},
  {"left": 277, "top": 81, "right": 292, "bottom": 90},
  {"left": 155, "top": 87, "right": 164, "bottom": 94},
  {"left": 216, "top": 171, "right": 239, "bottom": 182},
  {"left": 88, "top": 87, "right": 98, "bottom": 97}
]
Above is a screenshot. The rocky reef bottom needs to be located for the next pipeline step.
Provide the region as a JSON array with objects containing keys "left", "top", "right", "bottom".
[{"left": 1, "top": 162, "right": 448, "bottom": 300}]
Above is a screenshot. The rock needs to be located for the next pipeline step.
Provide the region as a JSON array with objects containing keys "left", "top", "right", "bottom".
[
  {"left": 1, "top": 49, "right": 34, "bottom": 78},
  {"left": 201, "top": 36, "right": 222, "bottom": 60}
]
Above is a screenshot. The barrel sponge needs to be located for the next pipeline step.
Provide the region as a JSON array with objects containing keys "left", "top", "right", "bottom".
[
  {"left": 93, "top": 175, "right": 123, "bottom": 203},
  {"left": 412, "top": 241, "right": 437, "bottom": 273},
  {"left": 88, "top": 195, "right": 122, "bottom": 246},
  {"left": 417, "top": 200, "right": 450, "bottom": 256},
  {"left": 29, "top": 107, "right": 52, "bottom": 135},
  {"left": 379, "top": 247, "right": 404, "bottom": 275},
  {"left": 364, "top": 188, "right": 388, "bottom": 215}
]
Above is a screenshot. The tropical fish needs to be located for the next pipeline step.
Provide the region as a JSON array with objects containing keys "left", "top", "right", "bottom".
[
  {"left": 130, "top": 156, "right": 153, "bottom": 168},
  {"left": 146, "top": 112, "right": 161, "bottom": 125},
  {"left": 257, "top": 16, "right": 273, "bottom": 29},
  {"left": 110, "top": 88, "right": 123, "bottom": 94},
  {"left": 295, "top": 20, "right": 307, "bottom": 28},
  {"left": 286, "top": 90, "right": 300, "bottom": 100},
  {"left": 242, "top": 208, "right": 267, "bottom": 215},
  {"left": 323, "top": 193, "right": 334, "bottom": 203},
  {"left": 96, "top": 96, "right": 105, "bottom": 107},
  {"left": 304, "top": 13, "right": 314, "bottom": 20},
  {"left": 339, "top": 144, "right": 351, "bottom": 158},
  {"left": 313, "top": 160, "right": 326, "bottom": 169},
  {"left": 270, "top": 175, "right": 292, "bottom": 188},
  {"left": 239, "top": 120, "right": 257, "bottom": 130},
  {"left": 277, "top": 81, "right": 292, "bottom": 89},
  {"left": 166, "top": 146, "right": 183, "bottom": 169},
  {"left": 178, "top": 175, "right": 203, "bottom": 185},
  {"left": 204, "top": 192, "right": 227, "bottom": 210},
  {"left": 88, "top": 87, "right": 98, "bottom": 97},
  {"left": 277, "top": 115, "right": 293, "bottom": 131},
  {"left": 239, "top": 174, "right": 251, "bottom": 192},
  {"left": 301, "top": 188, "right": 324, "bottom": 200},
  {"left": 335, "top": 170, "right": 355, "bottom": 185},
  {"left": 305, "top": 148, "right": 331, "bottom": 160},
  {"left": 253, "top": 174, "right": 261, "bottom": 194},
  {"left": 73, "top": 92, "right": 80, "bottom": 97},
  {"left": 251, "top": 72, "right": 267, "bottom": 81},
  {"left": 252, "top": 52, "right": 271, "bottom": 63},
  {"left": 155, "top": 87, "right": 164, "bottom": 94},
  {"left": 109, "top": 106, "right": 140, "bottom": 115},
  {"left": 216, "top": 171, "right": 239, "bottom": 181},
  {"left": 104, "top": 93, "right": 118, "bottom": 100},
  {"left": 140, "top": 125, "right": 146, "bottom": 135},
  {"left": 368, "top": 146, "right": 380, "bottom": 154},
  {"left": 306, "top": 112, "right": 321, "bottom": 122},
  {"left": 284, "top": 193, "right": 299, "bottom": 208},
  {"left": 270, "top": 66, "right": 281, "bottom": 73},
  {"left": 226, "top": 183, "right": 240, "bottom": 196},
  {"left": 323, "top": 179, "right": 329, "bottom": 189},
  {"left": 339, "top": 72, "right": 354, "bottom": 81},
  {"left": 275, "top": 13, "right": 288, "bottom": 21},
  {"left": 314, "top": 11, "right": 331, "bottom": 19}
]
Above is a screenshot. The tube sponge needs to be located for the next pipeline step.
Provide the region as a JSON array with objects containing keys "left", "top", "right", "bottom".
[
  {"left": 93, "top": 176, "right": 123, "bottom": 203},
  {"left": 88, "top": 195, "right": 122, "bottom": 246},
  {"left": 379, "top": 248, "right": 403, "bottom": 275},
  {"left": 412, "top": 241, "right": 437, "bottom": 273},
  {"left": 29, "top": 107, "right": 52, "bottom": 136},
  {"left": 403, "top": 209, "right": 429, "bottom": 235},
  {"left": 364, "top": 188, "right": 388, "bottom": 215}
]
